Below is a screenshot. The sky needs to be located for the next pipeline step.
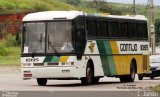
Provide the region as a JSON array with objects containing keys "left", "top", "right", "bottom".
[{"left": 107, "top": 0, "right": 160, "bottom": 6}]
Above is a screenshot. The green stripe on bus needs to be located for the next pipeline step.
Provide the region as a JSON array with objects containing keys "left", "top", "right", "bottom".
[
  {"left": 97, "top": 40, "right": 111, "bottom": 75},
  {"left": 51, "top": 56, "right": 59, "bottom": 62},
  {"left": 104, "top": 41, "right": 117, "bottom": 75},
  {"left": 43, "top": 56, "right": 53, "bottom": 62},
  {"left": 43, "top": 56, "right": 60, "bottom": 63},
  {"left": 97, "top": 40, "right": 117, "bottom": 76}
]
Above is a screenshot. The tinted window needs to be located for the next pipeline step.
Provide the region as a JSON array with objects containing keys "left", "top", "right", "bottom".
[
  {"left": 98, "top": 20, "right": 108, "bottom": 37},
  {"left": 130, "top": 22, "right": 138, "bottom": 38},
  {"left": 108, "top": 21, "right": 118, "bottom": 37},
  {"left": 118, "top": 21, "right": 129, "bottom": 38},
  {"left": 143, "top": 23, "right": 148, "bottom": 38},
  {"left": 86, "top": 19, "right": 97, "bottom": 37}
]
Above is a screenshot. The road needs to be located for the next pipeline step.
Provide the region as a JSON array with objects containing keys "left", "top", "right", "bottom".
[{"left": 0, "top": 67, "right": 160, "bottom": 97}]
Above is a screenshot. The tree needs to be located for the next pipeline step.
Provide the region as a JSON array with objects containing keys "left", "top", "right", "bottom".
[
  {"left": 155, "top": 18, "right": 160, "bottom": 44},
  {"left": 59, "top": 0, "right": 82, "bottom": 6}
]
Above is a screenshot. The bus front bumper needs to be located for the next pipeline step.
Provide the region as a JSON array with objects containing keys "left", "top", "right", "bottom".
[{"left": 21, "top": 66, "right": 80, "bottom": 80}]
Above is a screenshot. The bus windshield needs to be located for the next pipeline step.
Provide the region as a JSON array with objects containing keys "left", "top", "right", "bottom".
[{"left": 22, "top": 21, "right": 74, "bottom": 54}]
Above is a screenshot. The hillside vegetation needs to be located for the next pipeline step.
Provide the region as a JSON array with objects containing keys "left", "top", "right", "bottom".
[
  {"left": 0, "top": 0, "right": 159, "bottom": 20},
  {"left": 108, "top": 2, "right": 160, "bottom": 20},
  {"left": 0, "top": 0, "right": 75, "bottom": 14},
  {"left": 0, "top": 0, "right": 99, "bottom": 15}
]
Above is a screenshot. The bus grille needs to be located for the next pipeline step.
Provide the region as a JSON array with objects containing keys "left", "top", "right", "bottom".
[
  {"left": 47, "top": 63, "right": 59, "bottom": 66},
  {"left": 34, "top": 63, "right": 44, "bottom": 66}
]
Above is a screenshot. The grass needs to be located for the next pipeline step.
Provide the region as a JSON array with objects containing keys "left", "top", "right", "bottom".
[
  {"left": 0, "top": 40, "right": 20, "bottom": 66},
  {"left": 0, "top": 0, "right": 98, "bottom": 14},
  {"left": 0, "top": 0, "right": 76, "bottom": 14},
  {"left": 151, "top": 85, "right": 160, "bottom": 92},
  {"left": 0, "top": 47, "right": 20, "bottom": 66}
]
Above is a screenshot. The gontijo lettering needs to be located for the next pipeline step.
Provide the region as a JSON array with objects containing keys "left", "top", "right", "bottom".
[
  {"left": 120, "top": 44, "right": 137, "bottom": 51},
  {"left": 120, "top": 44, "right": 149, "bottom": 52}
]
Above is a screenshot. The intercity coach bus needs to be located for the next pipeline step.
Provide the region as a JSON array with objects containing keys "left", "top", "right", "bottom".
[{"left": 21, "top": 11, "right": 150, "bottom": 85}]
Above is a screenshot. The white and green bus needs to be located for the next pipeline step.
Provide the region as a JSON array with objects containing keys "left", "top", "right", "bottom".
[{"left": 21, "top": 11, "right": 150, "bottom": 85}]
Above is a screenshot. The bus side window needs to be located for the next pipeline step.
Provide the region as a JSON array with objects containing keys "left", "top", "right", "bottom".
[
  {"left": 143, "top": 23, "right": 148, "bottom": 39},
  {"left": 137, "top": 23, "right": 142, "bottom": 38},
  {"left": 128, "top": 22, "right": 133, "bottom": 38},
  {"left": 118, "top": 21, "right": 129, "bottom": 38},
  {"left": 108, "top": 21, "right": 118, "bottom": 38},
  {"left": 131, "top": 23, "right": 138, "bottom": 39},
  {"left": 98, "top": 20, "right": 108, "bottom": 37},
  {"left": 86, "top": 19, "right": 97, "bottom": 37}
]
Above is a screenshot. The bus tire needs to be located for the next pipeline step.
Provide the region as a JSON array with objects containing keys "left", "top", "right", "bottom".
[
  {"left": 93, "top": 77, "right": 100, "bottom": 84},
  {"left": 138, "top": 75, "right": 143, "bottom": 80},
  {"left": 37, "top": 78, "right": 47, "bottom": 86},
  {"left": 150, "top": 77, "right": 154, "bottom": 79},
  {"left": 120, "top": 62, "right": 136, "bottom": 82},
  {"left": 81, "top": 62, "right": 94, "bottom": 85}
]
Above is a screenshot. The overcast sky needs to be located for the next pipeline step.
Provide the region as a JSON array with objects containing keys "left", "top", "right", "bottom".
[{"left": 107, "top": 0, "right": 160, "bottom": 6}]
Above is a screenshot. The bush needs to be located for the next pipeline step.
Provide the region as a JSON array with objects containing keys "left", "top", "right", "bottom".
[
  {"left": 4, "top": 34, "right": 21, "bottom": 47},
  {"left": 0, "top": 43, "right": 7, "bottom": 56}
]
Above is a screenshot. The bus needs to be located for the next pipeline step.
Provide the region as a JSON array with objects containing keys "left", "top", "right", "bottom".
[{"left": 21, "top": 11, "right": 150, "bottom": 85}]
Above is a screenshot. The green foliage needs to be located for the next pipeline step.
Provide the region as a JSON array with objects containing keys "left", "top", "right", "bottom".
[
  {"left": 152, "top": 85, "right": 160, "bottom": 92},
  {"left": 0, "top": 0, "right": 76, "bottom": 14},
  {"left": 0, "top": 46, "right": 20, "bottom": 65},
  {"left": 155, "top": 18, "right": 160, "bottom": 43},
  {"left": 59, "top": 0, "right": 82, "bottom": 6},
  {"left": 0, "top": 42, "right": 7, "bottom": 56},
  {"left": 0, "top": 38, "right": 20, "bottom": 65},
  {"left": 155, "top": 18, "right": 160, "bottom": 36},
  {"left": 87, "top": 2, "right": 122, "bottom": 15},
  {"left": 4, "top": 34, "right": 21, "bottom": 47}
]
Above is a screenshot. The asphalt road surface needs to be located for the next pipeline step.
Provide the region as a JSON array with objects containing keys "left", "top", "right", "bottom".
[{"left": 0, "top": 67, "right": 160, "bottom": 97}]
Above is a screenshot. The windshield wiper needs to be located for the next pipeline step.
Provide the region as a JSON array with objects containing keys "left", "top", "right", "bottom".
[
  {"left": 31, "top": 33, "right": 43, "bottom": 57},
  {"left": 31, "top": 41, "right": 41, "bottom": 58},
  {"left": 48, "top": 34, "right": 60, "bottom": 56},
  {"left": 48, "top": 42, "right": 60, "bottom": 56}
]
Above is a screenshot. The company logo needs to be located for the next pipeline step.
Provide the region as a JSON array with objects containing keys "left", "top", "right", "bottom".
[
  {"left": 89, "top": 43, "right": 95, "bottom": 53},
  {"left": 26, "top": 58, "right": 39, "bottom": 62}
]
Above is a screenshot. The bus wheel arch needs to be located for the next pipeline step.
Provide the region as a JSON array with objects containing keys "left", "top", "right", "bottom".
[
  {"left": 37, "top": 78, "right": 47, "bottom": 86},
  {"left": 87, "top": 59, "right": 94, "bottom": 73},
  {"left": 131, "top": 58, "right": 137, "bottom": 74},
  {"left": 119, "top": 58, "right": 137, "bottom": 82},
  {"left": 129, "top": 58, "right": 137, "bottom": 82},
  {"left": 81, "top": 59, "right": 99, "bottom": 85}
]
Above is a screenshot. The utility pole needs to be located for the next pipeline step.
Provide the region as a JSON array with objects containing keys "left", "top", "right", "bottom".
[
  {"left": 133, "top": 0, "right": 136, "bottom": 15},
  {"left": 150, "top": 0, "right": 156, "bottom": 54}
]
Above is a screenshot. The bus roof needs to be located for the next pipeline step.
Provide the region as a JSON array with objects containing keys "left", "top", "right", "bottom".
[
  {"left": 23, "top": 11, "right": 147, "bottom": 22},
  {"left": 22, "top": 11, "right": 85, "bottom": 21},
  {"left": 87, "top": 13, "right": 147, "bottom": 21},
  {"left": 106, "top": 15, "right": 147, "bottom": 21}
]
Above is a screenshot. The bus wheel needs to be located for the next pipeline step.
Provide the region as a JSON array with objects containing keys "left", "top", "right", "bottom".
[
  {"left": 93, "top": 77, "right": 100, "bottom": 84},
  {"left": 37, "top": 78, "right": 47, "bottom": 86},
  {"left": 120, "top": 62, "right": 136, "bottom": 82},
  {"left": 150, "top": 77, "right": 154, "bottom": 79},
  {"left": 81, "top": 63, "right": 94, "bottom": 85},
  {"left": 138, "top": 75, "right": 143, "bottom": 80},
  {"left": 129, "top": 62, "right": 136, "bottom": 82}
]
